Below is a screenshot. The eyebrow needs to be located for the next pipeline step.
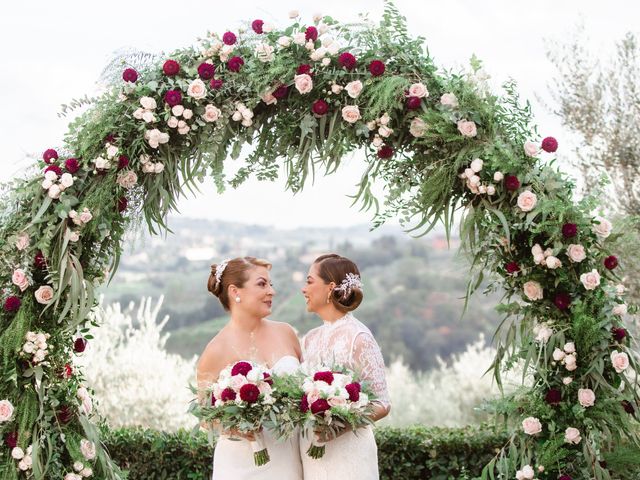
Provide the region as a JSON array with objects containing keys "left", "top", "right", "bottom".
[{"left": 256, "top": 277, "right": 269, "bottom": 282}]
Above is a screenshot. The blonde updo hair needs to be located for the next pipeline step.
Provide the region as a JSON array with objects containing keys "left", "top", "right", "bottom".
[
  {"left": 208, "top": 256, "right": 272, "bottom": 310},
  {"left": 313, "top": 254, "right": 363, "bottom": 313}
]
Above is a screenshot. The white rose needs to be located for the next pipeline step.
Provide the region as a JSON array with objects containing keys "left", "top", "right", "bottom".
[
  {"left": 517, "top": 190, "right": 537, "bottom": 212},
  {"left": 22, "top": 342, "right": 35, "bottom": 354},
  {"left": 81, "top": 468, "right": 93, "bottom": 478},
  {"left": 182, "top": 110, "right": 192, "bottom": 121},
  {"left": 171, "top": 105, "right": 185, "bottom": 116},
  {"left": 289, "top": 9, "right": 299, "bottom": 18},
  {"left": 616, "top": 284, "right": 626, "bottom": 295},
  {"left": 74, "top": 461, "right": 84, "bottom": 472},
  {"left": 18, "top": 460, "right": 29, "bottom": 471},
  {"left": 378, "top": 125, "right": 393, "bottom": 138},
  {"left": 133, "top": 108, "right": 144, "bottom": 120},
  {"left": 515, "top": 465, "right": 535, "bottom": 480},
  {"left": 613, "top": 304, "right": 627, "bottom": 316},
  {"left": 440, "top": 92, "right": 459, "bottom": 108},
  {"left": 167, "top": 116, "right": 179, "bottom": 128},
  {"left": 203, "top": 105, "right": 222, "bottom": 122},
  {"left": 486, "top": 185, "right": 496, "bottom": 196},
  {"left": 578, "top": 388, "right": 595, "bottom": 407},
  {"left": 94, "top": 157, "right": 110, "bottom": 170},
  {"left": 564, "top": 427, "right": 581, "bottom": 444},
  {"left": 293, "top": 32, "right": 306, "bottom": 46},
  {"left": 26, "top": 332, "right": 37, "bottom": 342},
  {"left": 262, "top": 23, "right": 274, "bottom": 33},
  {"left": 469, "top": 175, "right": 481, "bottom": 187},
  {"left": 79, "top": 209, "right": 92, "bottom": 224},
  {"left": 592, "top": 216, "right": 612, "bottom": 238},
  {"left": 15, "top": 232, "right": 30, "bottom": 251},
  {"left": 523, "top": 281, "right": 543, "bottom": 301},
  {"left": 255, "top": 43, "right": 275, "bottom": 62},
  {"left": 187, "top": 79, "right": 207, "bottom": 99},
  {"left": 178, "top": 125, "right": 190, "bottom": 135},
  {"left": 331, "top": 83, "right": 344, "bottom": 94},
  {"left": 534, "top": 324, "right": 553, "bottom": 344},
  {"left": 408, "top": 82, "right": 429, "bottom": 98},
  {"left": 341, "top": 105, "right": 361, "bottom": 124},
  {"left": 117, "top": 170, "right": 138, "bottom": 189},
  {"left": 310, "top": 48, "right": 325, "bottom": 62},
  {"left": 564, "top": 342, "right": 576, "bottom": 353},
  {"left": 232, "top": 111, "right": 242, "bottom": 122},
  {"left": 580, "top": 269, "right": 601, "bottom": 290},
  {"left": 68, "top": 230, "right": 80, "bottom": 242},
  {"left": 524, "top": 141, "right": 539, "bottom": 157},
  {"left": 566, "top": 244, "right": 586, "bottom": 263},
  {"left": 140, "top": 96, "right": 157, "bottom": 110},
  {"left": 371, "top": 136, "right": 384, "bottom": 148},
  {"left": 294, "top": 74, "right": 314, "bottom": 94},
  {"left": 545, "top": 256, "right": 562, "bottom": 269},
  {"left": 470, "top": 158, "right": 483, "bottom": 173},
  {"left": 48, "top": 184, "right": 62, "bottom": 199},
  {"left": 142, "top": 111, "right": 156, "bottom": 123},
  {"left": 563, "top": 376, "right": 573, "bottom": 385},
  {"left": 564, "top": 354, "right": 577, "bottom": 371},
  {"left": 277, "top": 36, "right": 292, "bottom": 48},
  {"left": 345, "top": 80, "right": 363, "bottom": 98},
  {"left": 493, "top": 171, "right": 504, "bottom": 182},
  {"left": 11, "top": 447, "right": 24, "bottom": 460},
  {"left": 522, "top": 417, "right": 542, "bottom": 435},
  {"left": 80, "top": 439, "right": 96, "bottom": 460},
  {"left": 409, "top": 117, "right": 427, "bottom": 137},
  {"left": 106, "top": 145, "right": 119, "bottom": 158},
  {"left": 327, "top": 42, "right": 340, "bottom": 55},
  {"left": 241, "top": 118, "right": 253, "bottom": 127},
  {"left": 154, "top": 163, "right": 165, "bottom": 174},
  {"left": 59, "top": 173, "right": 74, "bottom": 189},
  {"left": 611, "top": 350, "right": 630, "bottom": 373},
  {"left": 457, "top": 119, "right": 477, "bottom": 137},
  {"left": 552, "top": 348, "right": 565, "bottom": 361}
]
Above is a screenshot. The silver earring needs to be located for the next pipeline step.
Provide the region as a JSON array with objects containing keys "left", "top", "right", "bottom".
[{"left": 235, "top": 296, "right": 241, "bottom": 303}]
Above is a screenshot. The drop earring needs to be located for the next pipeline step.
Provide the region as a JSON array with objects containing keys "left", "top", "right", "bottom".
[
  {"left": 326, "top": 293, "right": 331, "bottom": 304},
  {"left": 235, "top": 296, "right": 241, "bottom": 303}
]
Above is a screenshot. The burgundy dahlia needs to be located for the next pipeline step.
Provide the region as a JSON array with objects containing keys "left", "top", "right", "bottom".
[
  {"left": 312, "top": 99, "right": 329, "bottom": 116},
  {"left": 553, "top": 292, "right": 572, "bottom": 310},
  {"left": 164, "top": 89, "right": 182, "bottom": 107},
  {"left": 505, "top": 262, "right": 520, "bottom": 274},
  {"left": 612, "top": 327, "right": 627, "bottom": 342},
  {"left": 162, "top": 59, "right": 180, "bottom": 76},
  {"left": 220, "top": 387, "right": 237, "bottom": 402},
  {"left": 558, "top": 476, "right": 572, "bottom": 480},
  {"left": 338, "top": 52, "right": 357, "bottom": 70},
  {"left": 231, "top": 361, "right": 253, "bottom": 377},
  {"left": 239, "top": 384, "right": 260, "bottom": 403},
  {"left": 117, "top": 155, "right": 129, "bottom": 170},
  {"left": 197, "top": 62, "right": 216, "bottom": 80},
  {"left": 310, "top": 399, "right": 331, "bottom": 414},
  {"left": 210, "top": 392, "right": 216, "bottom": 406},
  {"left": 222, "top": 31, "right": 237, "bottom": 45},
  {"left": 300, "top": 395, "right": 309, "bottom": 412},
  {"left": 273, "top": 85, "right": 288, "bottom": 99},
  {"left": 65, "top": 158, "right": 80, "bottom": 173},
  {"left": 34, "top": 251, "right": 46, "bottom": 269},
  {"left": 345, "top": 382, "right": 361, "bottom": 402},
  {"left": 117, "top": 197, "right": 128, "bottom": 213},
  {"left": 297, "top": 64, "right": 312, "bottom": 75},
  {"left": 43, "top": 149, "right": 58, "bottom": 164},
  {"left": 541, "top": 136, "right": 558, "bottom": 153},
  {"left": 3, "top": 296, "right": 21, "bottom": 313},
  {"left": 368, "top": 60, "right": 386, "bottom": 77},
  {"left": 313, "top": 371, "right": 334, "bottom": 385},
  {"left": 56, "top": 405, "right": 74, "bottom": 424},
  {"left": 263, "top": 372, "right": 273, "bottom": 386},
  {"left": 504, "top": 175, "right": 520, "bottom": 191},
  {"left": 210, "top": 78, "right": 224, "bottom": 89},
  {"left": 227, "top": 56, "right": 244, "bottom": 72},
  {"left": 4, "top": 431, "right": 18, "bottom": 449},
  {"left": 562, "top": 223, "right": 578, "bottom": 238},
  {"left": 406, "top": 96, "right": 422, "bottom": 110},
  {"left": 305, "top": 26, "right": 318, "bottom": 41},
  {"left": 122, "top": 68, "right": 138, "bottom": 83},
  {"left": 622, "top": 400, "right": 635, "bottom": 414},
  {"left": 45, "top": 165, "right": 63, "bottom": 176},
  {"left": 251, "top": 19, "right": 264, "bottom": 34},
  {"left": 604, "top": 255, "right": 618, "bottom": 270},
  {"left": 74, "top": 337, "right": 87, "bottom": 353},
  {"left": 378, "top": 145, "right": 394, "bottom": 159},
  {"left": 545, "top": 388, "right": 562, "bottom": 405}
]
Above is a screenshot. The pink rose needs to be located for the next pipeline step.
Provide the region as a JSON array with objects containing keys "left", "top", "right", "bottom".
[
  {"left": 0, "top": 399, "right": 14, "bottom": 422},
  {"left": 15, "top": 232, "right": 30, "bottom": 251},
  {"left": 592, "top": 216, "right": 612, "bottom": 238},
  {"left": 80, "top": 439, "right": 96, "bottom": 460},
  {"left": 611, "top": 350, "right": 629, "bottom": 373},
  {"left": 545, "top": 256, "right": 562, "bottom": 269},
  {"left": 564, "top": 427, "right": 581, "bottom": 444},
  {"left": 440, "top": 93, "right": 458, "bottom": 108},
  {"left": 523, "top": 281, "right": 543, "bottom": 301},
  {"left": 409, "top": 117, "right": 427, "bottom": 137},
  {"left": 408, "top": 82, "right": 429, "bottom": 98},
  {"left": 79, "top": 209, "right": 93, "bottom": 224},
  {"left": 12, "top": 269, "right": 29, "bottom": 292},
  {"left": 34, "top": 285, "right": 54, "bottom": 305},
  {"left": 552, "top": 348, "right": 565, "bottom": 361},
  {"left": 187, "top": 79, "right": 207, "bottom": 99},
  {"left": 566, "top": 244, "right": 586, "bottom": 263},
  {"left": 203, "top": 104, "right": 222, "bottom": 122},
  {"left": 580, "top": 269, "right": 601, "bottom": 290},
  {"left": 533, "top": 323, "right": 553, "bottom": 343},
  {"left": 294, "top": 74, "right": 313, "bottom": 94},
  {"left": 345, "top": 80, "right": 363, "bottom": 98},
  {"left": 261, "top": 90, "right": 277, "bottom": 105},
  {"left": 328, "top": 396, "right": 347, "bottom": 407},
  {"left": 457, "top": 119, "right": 477, "bottom": 137},
  {"left": 578, "top": 388, "right": 595, "bottom": 407},
  {"left": 341, "top": 105, "right": 361, "bottom": 124},
  {"left": 117, "top": 171, "right": 138, "bottom": 189},
  {"left": 517, "top": 191, "right": 537, "bottom": 212},
  {"left": 523, "top": 141, "right": 539, "bottom": 157},
  {"left": 522, "top": 416, "right": 542, "bottom": 435},
  {"left": 516, "top": 465, "right": 535, "bottom": 480},
  {"left": 613, "top": 304, "right": 627, "bottom": 316}
]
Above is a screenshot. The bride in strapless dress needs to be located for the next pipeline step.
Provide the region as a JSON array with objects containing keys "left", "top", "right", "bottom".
[{"left": 197, "top": 257, "right": 303, "bottom": 480}]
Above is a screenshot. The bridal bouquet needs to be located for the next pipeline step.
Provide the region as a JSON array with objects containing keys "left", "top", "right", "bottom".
[
  {"left": 194, "top": 360, "right": 276, "bottom": 466},
  {"left": 298, "top": 366, "right": 374, "bottom": 459}
]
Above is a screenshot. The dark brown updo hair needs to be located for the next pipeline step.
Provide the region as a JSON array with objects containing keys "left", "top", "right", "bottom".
[
  {"left": 208, "top": 256, "right": 272, "bottom": 311},
  {"left": 313, "top": 254, "right": 363, "bottom": 313}
]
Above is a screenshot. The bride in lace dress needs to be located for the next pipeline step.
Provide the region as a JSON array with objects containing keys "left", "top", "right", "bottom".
[
  {"left": 300, "top": 254, "right": 391, "bottom": 480},
  {"left": 196, "top": 257, "right": 303, "bottom": 480}
]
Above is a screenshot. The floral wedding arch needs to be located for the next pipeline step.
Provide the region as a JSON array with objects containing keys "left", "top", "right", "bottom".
[{"left": 0, "top": 3, "right": 637, "bottom": 479}]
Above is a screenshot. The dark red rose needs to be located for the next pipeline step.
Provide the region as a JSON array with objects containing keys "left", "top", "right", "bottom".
[
  {"left": 622, "top": 400, "right": 635, "bottom": 414},
  {"left": 378, "top": 145, "right": 394, "bottom": 159},
  {"left": 3, "top": 296, "right": 21, "bottom": 313},
  {"left": 227, "top": 56, "right": 244, "bottom": 72},
  {"left": 56, "top": 405, "right": 74, "bottom": 424},
  {"left": 553, "top": 292, "right": 572, "bottom": 310},
  {"left": 300, "top": 395, "right": 309, "bottom": 412},
  {"left": 34, "top": 251, "right": 46, "bottom": 269},
  {"left": 273, "top": 85, "right": 288, "bottom": 99},
  {"left": 545, "top": 388, "right": 562, "bottom": 405},
  {"left": 297, "top": 64, "right": 312, "bottom": 75},
  {"left": 104, "top": 134, "right": 116, "bottom": 144},
  {"left": 164, "top": 89, "right": 182, "bottom": 107},
  {"left": 604, "top": 255, "right": 618, "bottom": 270},
  {"left": 505, "top": 262, "right": 520, "bottom": 274},
  {"left": 4, "top": 431, "right": 18, "bottom": 449},
  {"left": 197, "top": 62, "right": 216, "bottom": 80},
  {"left": 222, "top": 31, "right": 237, "bottom": 45},
  {"left": 239, "top": 383, "right": 260, "bottom": 403},
  {"left": 117, "top": 155, "right": 129, "bottom": 170},
  {"left": 251, "top": 19, "right": 264, "bottom": 34},
  {"left": 368, "top": 60, "right": 385, "bottom": 77},
  {"left": 406, "top": 96, "right": 422, "bottom": 110},
  {"left": 231, "top": 361, "right": 253, "bottom": 377},
  {"left": 210, "top": 392, "right": 217, "bottom": 406},
  {"left": 312, "top": 99, "right": 329, "bottom": 116},
  {"left": 65, "top": 158, "right": 80, "bottom": 173},
  {"left": 313, "top": 371, "right": 334, "bottom": 385},
  {"left": 122, "top": 68, "right": 138, "bottom": 83},
  {"left": 562, "top": 223, "right": 577, "bottom": 238},
  {"left": 220, "top": 387, "right": 237, "bottom": 402},
  {"left": 345, "top": 383, "right": 361, "bottom": 402},
  {"left": 310, "top": 399, "right": 331, "bottom": 414},
  {"left": 263, "top": 372, "right": 273, "bottom": 386},
  {"left": 210, "top": 78, "right": 224, "bottom": 89},
  {"left": 558, "top": 476, "right": 572, "bottom": 480},
  {"left": 305, "top": 26, "right": 318, "bottom": 41},
  {"left": 162, "top": 59, "right": 180, "bottom": 76},
  {"left": 541, "top": 136, "right": 558, "bottom": 153},
  {"left": 612, "top": 327, "right": 627, "bottom": 342},
  {"left": 338, "top": 52, "right": 357, "bottom": 70},
  {"left": 43, "top": 149, "right": 58, "bottom": 164},
  {"left": 117, "top": 197, "right": 128, "bottom": 213},
  {"left": 74, "top": 337, "right": 87, "bottom": 353},
  {"left": 505, "top": 175, "right": 520, "bottom": 191},
  {"left": 45, "top": 165, "right": 63, "bottom": 176}
]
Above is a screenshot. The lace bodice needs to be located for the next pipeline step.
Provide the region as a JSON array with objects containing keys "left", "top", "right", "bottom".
[{"left": 301, "top": 313, "right": 390, "bottom": 408}]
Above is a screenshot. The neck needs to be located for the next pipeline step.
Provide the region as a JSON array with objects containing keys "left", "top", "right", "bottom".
[
  {"left": 317, "top": 305, "right": 347, "bottom": 323},
  {"left": 228, "top": 309, "right": 262, "bottom": 332}
]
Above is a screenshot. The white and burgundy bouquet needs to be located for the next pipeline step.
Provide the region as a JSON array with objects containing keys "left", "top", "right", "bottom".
[
  {"left": 194, "top": 360, "right": 276, "bottom": 466},
  {"left": 298, "top": 366, "right": 374, "bottom": 459}
]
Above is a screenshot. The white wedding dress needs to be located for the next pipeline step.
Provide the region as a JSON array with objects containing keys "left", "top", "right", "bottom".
[
  {"left": 300, "top": 313, "right": 390, "bottom": 480},
  {"left": 212, "top": 355, "right": 303, "bottom": 480}
]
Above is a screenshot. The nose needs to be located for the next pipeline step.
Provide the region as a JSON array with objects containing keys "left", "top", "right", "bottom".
[{"left": 269, "top": 285, "right": 276, "bottom": 296}]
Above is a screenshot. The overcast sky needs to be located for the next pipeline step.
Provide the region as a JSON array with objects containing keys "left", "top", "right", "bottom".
[{"left": 1, "top": 1, "right": 637, "bottom": 229}]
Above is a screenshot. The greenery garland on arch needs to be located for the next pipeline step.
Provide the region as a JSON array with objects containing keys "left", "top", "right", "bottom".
[{"left": 0, "top": 2, "right": 638, "bottom": 479}]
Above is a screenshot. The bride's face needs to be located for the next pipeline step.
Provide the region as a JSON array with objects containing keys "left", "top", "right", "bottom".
[
  {"left": 301, "top": 263, "right": 332, "bottom": 313},
  {"left": 234, "top": 266, "right": 275, "bottom": 317}
]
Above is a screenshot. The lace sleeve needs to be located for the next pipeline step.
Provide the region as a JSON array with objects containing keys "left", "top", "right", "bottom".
[{"left": 351, "top": 332, "right": 390, "bottom": 408}]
